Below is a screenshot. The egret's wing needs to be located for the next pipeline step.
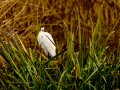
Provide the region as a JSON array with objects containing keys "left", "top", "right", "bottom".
[
  {"left": 42, "top": 35, "right": 56, "bottom": 57},
  {"left": 45, "top": 32, "right": 55, "bottom": 44}
]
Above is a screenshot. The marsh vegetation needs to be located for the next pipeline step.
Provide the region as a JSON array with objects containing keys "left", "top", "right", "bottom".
[{"left": 0, "top": 0, "right": 120, "bottom": 90}]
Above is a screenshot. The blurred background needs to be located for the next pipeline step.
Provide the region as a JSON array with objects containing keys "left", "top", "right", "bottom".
[{"left": 0, "top": 0, "right": 120, "bottom": 64}]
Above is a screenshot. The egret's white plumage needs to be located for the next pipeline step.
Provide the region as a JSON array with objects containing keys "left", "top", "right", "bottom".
[{"left": 37, "top": 27, "right": 56, "bottom": 57}]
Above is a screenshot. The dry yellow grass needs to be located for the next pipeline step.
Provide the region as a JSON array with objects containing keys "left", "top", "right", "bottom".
[{"left": 0, "top": 0, "right": 120, "bottom": 57}]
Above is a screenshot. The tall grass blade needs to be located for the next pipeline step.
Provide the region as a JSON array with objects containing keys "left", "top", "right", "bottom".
[
  {"left": 16, "top": 34, "right": 28, "bottom": 55},
  {"left": 6, "top": 80, "right": 18, "bottom": 89},
  {"left": 93, "top": 6, "right": 102, "bottom": 43},
  {"left": 66, "top": 34, "right": 70, "bottom": 71},
  {"left": 0, "top": 47, "right": 10, "bottom": 65},
  {"left": 57, "top": 70, "right": 67, "bottom": 90},
  {"left": 14, "top": 69, "right": 30, "bottom": 89},
  {"left": 103, "top": 31, "right": 115, "bottom": 48},
  {"left": 56, "top": 41, "right": 62, "bottom": 63},
  {"left": 44, "top": 69, "right": 57, "bottom": 89},
  {"left": 78, "top": 9, "right": 82, "bottom": 76},
  {"left": 37, "top": 51, "right": 48, "bottom": 60},
  {"left": 34, "top": 19, "right": 41, "bottom": 57},
  {"left": 0, "top": 79, "right": 7, "bottom": 90},
  {"left": 86, "top": 83, "right": 97, "bottom": 90},
  {"left": 42, "top": 48, "right": 67, "bottom": 67},
  {"left": 84, "top": 69, "right": 98, "bottom": 84}
]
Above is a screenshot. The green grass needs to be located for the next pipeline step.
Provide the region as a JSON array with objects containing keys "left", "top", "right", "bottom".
[{"left": 0, "top": 9, "right": 120, "bottom": 90}]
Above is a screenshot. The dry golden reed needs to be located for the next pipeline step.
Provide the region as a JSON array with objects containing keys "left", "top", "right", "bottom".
[{"left": 0, "top": 0, "right": 120, "bottom": 52}]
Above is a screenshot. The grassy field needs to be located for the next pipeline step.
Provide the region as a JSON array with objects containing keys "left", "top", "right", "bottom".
[
  {"left": 0, "top": 8, "right": 120, "bottom": 89},
  {"left": 0, "top": 0, "right": 120, "bottom": 90}
]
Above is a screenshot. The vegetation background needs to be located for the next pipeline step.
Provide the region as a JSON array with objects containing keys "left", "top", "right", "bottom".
[
  {"left": 0, "top": 0, "right": 120, "bottom": 89},
  {"left": 0, "top": 0, "right": 120, "bottom": 50}
]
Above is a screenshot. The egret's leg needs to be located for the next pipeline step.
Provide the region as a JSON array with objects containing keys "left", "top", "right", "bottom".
[
  {"left": 48, "top": 53, "right": 50, "bottom": 74},
  {"left": 48, "top": 53, "right": 50, "bottom": 59}
]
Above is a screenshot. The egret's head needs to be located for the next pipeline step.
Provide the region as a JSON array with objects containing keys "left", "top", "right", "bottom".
[{"left": 41, "top": 27, "right": 45, "bottom": 32}]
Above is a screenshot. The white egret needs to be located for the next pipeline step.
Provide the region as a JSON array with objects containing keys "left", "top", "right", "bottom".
[{"left": 37, "top": 27, "right": 56, "bottom": 58}]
